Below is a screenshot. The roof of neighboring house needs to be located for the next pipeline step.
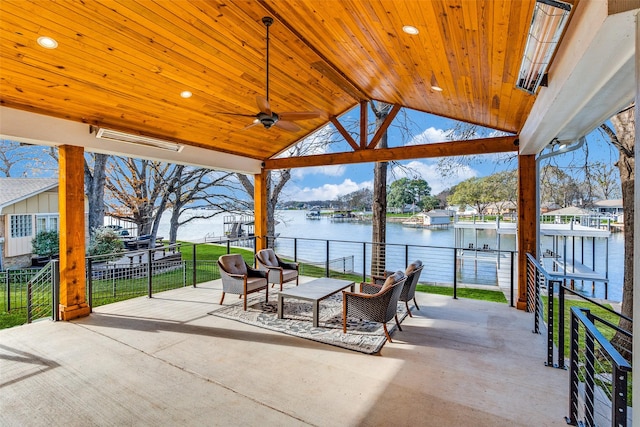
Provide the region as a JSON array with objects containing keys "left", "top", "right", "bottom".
[
  {"left": 0, "top": 178, "right": 58, "bottom": 210},
  {"left": 423, "top": 210, "right": 451, "bottom": 218},
  {"left": 593, "top": 199, "right": 623, "bottom": 208},
  {"left": 543, "top": 206, "right": 592, "bottom": 216}
]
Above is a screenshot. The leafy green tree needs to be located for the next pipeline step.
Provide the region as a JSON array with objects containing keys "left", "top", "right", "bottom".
[
  {"left": 447, "top": 177, "right": 495, "bottom": 214},
  {"left": 32, "top": 230, "right": 59, "bottom": 260},
  {"left": 87, "top": 227, "right": 124, "bottom": 261},
  {"left": 388, "top": 178, "right": 433, "bottom": 211}
]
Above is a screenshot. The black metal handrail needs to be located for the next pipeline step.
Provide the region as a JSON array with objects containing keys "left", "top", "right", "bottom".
[
  {"left": 526, "top": 253, "right": 629, "bottom": 369},
  {"left": 567, "top": 307, "right": 631, "bottom": 427}
]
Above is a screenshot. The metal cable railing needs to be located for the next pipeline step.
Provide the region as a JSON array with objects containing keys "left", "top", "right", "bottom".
[{"left": 526, "top": 253, "right": 632, "bottom": 426}]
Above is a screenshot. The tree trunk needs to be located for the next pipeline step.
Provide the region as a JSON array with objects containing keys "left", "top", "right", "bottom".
[
  {"left": 370, "top": 101, "right": 392, "bottom": 277},
  {"left": 601, "top": 106, "right": 634, "bottom": 360},
  {"left": 84, "top": 153, "right": 108, "bottom": 233}
]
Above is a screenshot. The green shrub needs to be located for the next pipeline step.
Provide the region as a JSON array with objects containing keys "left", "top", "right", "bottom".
[
  {"left": 32, "top": 230, "right": 59, "bottom": 259},
  {"left": 88, "top": 227, "right": 125, "bottom": 261}
]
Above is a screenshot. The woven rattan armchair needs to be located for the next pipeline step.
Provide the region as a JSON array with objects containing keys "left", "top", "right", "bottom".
[
  {"left": 217, "top": 254, "right": 268, "bottom": 311},
  {"left": 342, "top": 271, "right": 406, "bottom": 342},
  {"left": 371, "top": 260, "right": 424, "bottom": 317},
  {"left": 255, "top": 248, "right": 299, "bottom": 291}
]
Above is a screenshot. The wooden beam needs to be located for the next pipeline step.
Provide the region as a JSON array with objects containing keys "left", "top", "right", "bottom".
[
  {"left": 517, "top": 154, "right": 537, "bottom": 311},
  {"left": 264, "top": 136, "right": 519, "bottom": 170},
  {"left": 330, "top": 117, "right": 359, "bottom": 151},
  {"left": 58, "top": 145, "right": 90, "bottom": 321},
  {"left": 367, "top": 104, "right": 402, "bottom": 149},
  {"left": 254, "top": 169, "right": 268, "bottom": 252},
  {"left": 360, "top": 100, "right": 368, "bottom": 149}
]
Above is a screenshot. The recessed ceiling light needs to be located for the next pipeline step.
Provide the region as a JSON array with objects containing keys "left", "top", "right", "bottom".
[
  {"left": 180, "top": 90, "right": 192, "bottom": 98},
  {"left": 402, "top": 25, "right": 419, "bottom": 35},
  {"left": 37, "top": 36, "right": 58, "bottom": 49}
]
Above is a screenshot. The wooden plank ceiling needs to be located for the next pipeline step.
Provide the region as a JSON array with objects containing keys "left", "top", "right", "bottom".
[{"left": 0, "top": 0, "right": 536, "bottom": 162}]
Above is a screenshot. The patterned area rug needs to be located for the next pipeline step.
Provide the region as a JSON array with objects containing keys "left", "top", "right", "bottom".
[{"left": 210, "top": 293, "right": 408, "bottom": 354}]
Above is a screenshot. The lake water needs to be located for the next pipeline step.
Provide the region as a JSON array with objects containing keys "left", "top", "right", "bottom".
[{"left": 157, "top": 209, "right": 624, "bottom": 301}]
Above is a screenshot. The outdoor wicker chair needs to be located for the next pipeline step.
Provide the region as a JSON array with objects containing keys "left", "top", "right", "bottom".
[
  {"left": 255, "top": 248, "right": 299, "bottom": 291},
  {"left": 342, "top": 271, "right": 406, "bottom": 342},
  {"left": 370, "top": 260, "right": 424, "bottom": 317},
  {"left": 217, "top": 254, "right": 268, "bottom": 311}
]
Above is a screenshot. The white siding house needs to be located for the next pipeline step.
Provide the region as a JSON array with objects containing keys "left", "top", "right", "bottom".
[{"left": 0, "top": 178, "right": 87, "bottom": 269}]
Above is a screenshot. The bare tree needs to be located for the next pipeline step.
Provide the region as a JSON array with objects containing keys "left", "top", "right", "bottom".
[
  {"left": 84, "top": 153, "right": 109, "bottom": 232},
  {"left": 237, "top": 127, "right": 335, "bottom": 243},
  {"left": 104, "top": 158, "right": 179, "bottom": 238},
  {"left": 0, "top": 140, "right": 58, "bottom": 177},
  {"left": 166, "top": 166, "right": 238, "bottom": 243},
  {"left": 600, "top": 104, "right": 635, "bottom": 359},
  {"left": 370, "top": 101, "right": 392, "bottom": 276}
]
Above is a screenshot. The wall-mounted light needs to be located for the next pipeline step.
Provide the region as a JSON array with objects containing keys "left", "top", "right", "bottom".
[
  {"left": 91, "top": 126, "right": 184, "bottom": 152},
  {"left": 516, "top": 0, "right": 572, "bottom": 94}
]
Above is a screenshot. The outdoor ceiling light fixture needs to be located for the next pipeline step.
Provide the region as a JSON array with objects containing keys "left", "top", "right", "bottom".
[
  {"left": 91, "top": 126, "right": 184, "bottom": 153},
  {"left": 516, "top": 0, "right": 572, "bottom": 94}
]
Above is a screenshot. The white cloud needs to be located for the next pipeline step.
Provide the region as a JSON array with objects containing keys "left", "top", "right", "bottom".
[
  {"left": 284, "top": 179, "right": 372, "bottom": 201},
  {"left": 390, "top": 160, "right": 477, "bottom": 194},
  {"left": 406, "top": 126, "right": 451, "bottom": 146},
  {"left": 292, "top": 164, "right": 346, "bottom": 179}
]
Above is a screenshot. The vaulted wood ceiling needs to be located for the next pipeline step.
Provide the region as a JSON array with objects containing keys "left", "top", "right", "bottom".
[{"left": 1, "top": 0, "right": 537, "bottom": 162}]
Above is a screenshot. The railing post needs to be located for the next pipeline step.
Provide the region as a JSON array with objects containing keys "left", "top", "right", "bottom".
[
  {"left": 226, "top": 239, "right": 231, "bottom": 254},
  {"left": 566, "top": 309, "right": 580, "bottom": 426},
  {"left": 325, "top": 240, "right": 330, "bottom": 278},
  {"left": 27, "top": 278, "right": 32, "bottom": 324},
  {"left": 612, "top": 364, "right": 629, "bottom": 427},
  {"left": 509, "top": 251, "right": 514, "bottom": 307},
  {"left": 87, "top": 258, "right": 93, "bottom": 313},
  {"left": 557, "top": 282, "right": 566, "bottom": 369},
  {"left": 453, "top": 248, "right": 457, "bottom": 299},
  {"left": 293, "top": 238, "right": 298, "bottom": 262},
  {"left": 545, "top": 277, "right": 554, "bottom": 367},
  {"left": 192, "top": 243, "right": 197, "bottom": 287},
  {"left": 404, "top": 245, "right": 409, "bottom": 268},
  {"left": 147, "top": 248, "right": 153, "bottom": 298},
  {"left": 6, "top": 269, "right": 10, "bottom": 312},
  {"left": 362, "top": 242, "right": 366, "bottom": 283},
  {"left": 533, "top": 266, "right": 539, "bottom": 333},
  {"left": 584, "top": 318, "right": 595, "bottom": 427},
  {"left": 53, "top": 260, "right": 60, "bottom": 321}
]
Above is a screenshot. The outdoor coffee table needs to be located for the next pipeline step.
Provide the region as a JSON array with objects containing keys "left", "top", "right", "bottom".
[{"left": 277, "top": 278, "right": 355, "bottom": 327}]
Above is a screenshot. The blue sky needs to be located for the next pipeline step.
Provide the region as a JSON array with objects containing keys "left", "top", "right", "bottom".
[
  {"left": 280, "top": 108, "right": 620, "bottom": 202},
  {"left": 2, "top": 107, "right": 619, "bottom": 202}
]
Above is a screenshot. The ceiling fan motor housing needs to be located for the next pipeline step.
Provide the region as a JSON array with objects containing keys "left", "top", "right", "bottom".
[{"left": 257, "top": 112, "right": 278, "bottom": 128}]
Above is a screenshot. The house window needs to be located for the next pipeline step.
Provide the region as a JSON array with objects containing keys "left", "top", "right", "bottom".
[
  {"left": 36, "top": 214, "right": 59, "bottom": 233},
  {"left": 10, "top": 214, "right": 33, "bottom": 238}
]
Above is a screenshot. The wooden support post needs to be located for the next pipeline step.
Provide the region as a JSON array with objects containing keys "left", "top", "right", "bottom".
[
  {"left": 254, "top": 169, "right": 268, "bottom": 251},
  {"left": 58, "top": 145, "right": 90, "bottom": 320},
  {"left": 517, "top": 154, "right": 537, "bottom": 310}
]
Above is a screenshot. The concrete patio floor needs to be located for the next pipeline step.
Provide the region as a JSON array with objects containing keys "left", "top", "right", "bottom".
[{"left": 1, "top": 277, "right": 569, "bottom": 426}]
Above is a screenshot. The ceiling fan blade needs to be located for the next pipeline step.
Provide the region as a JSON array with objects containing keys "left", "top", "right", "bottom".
[
  {"left": 241, "top": 120, "right": 261, "bottom": 131},
  {"left": 256, "top": 96, "right": 271, "bottom": 116},
  {"left": 274, "top": 120, "right": 301, "bottom": 132},
  {"left": 278, "top": 111, "right": 323, "bottom": 121},
  {"left": 212, "top": 112, "right": 257, "bottom": 118}
]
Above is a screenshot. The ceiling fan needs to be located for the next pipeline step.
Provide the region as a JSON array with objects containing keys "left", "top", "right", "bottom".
[{"left": 222, "top": 17, "right": 323, "bottom": 132}]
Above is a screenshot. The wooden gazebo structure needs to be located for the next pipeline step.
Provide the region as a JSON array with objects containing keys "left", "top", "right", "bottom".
[{"left": 0, "top": 1, "right": 637, "bottom": 323}]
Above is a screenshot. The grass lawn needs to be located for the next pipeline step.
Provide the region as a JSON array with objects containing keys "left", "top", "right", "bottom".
[{"left": 416, "top": 284, "right": 508, "bottom": 303}]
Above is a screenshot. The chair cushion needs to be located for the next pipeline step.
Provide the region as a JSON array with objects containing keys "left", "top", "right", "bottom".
[
  {"left": 258, "top": 249, "right": 280, "bottom": 267},
  {"left": 380, "top": 270, "right": 404, "bottom": 293},
  {"left": 405, "top": 260, "right": 422, "bottom": 275},
  {"left": 282, "top": 269, "right": 298, "bottom": 282},
  {"left": 246, "top": 276, "right": 267, "bottom": 291},
  {"left": 218, "top": 254, "right": 247, "bottom": 275}
]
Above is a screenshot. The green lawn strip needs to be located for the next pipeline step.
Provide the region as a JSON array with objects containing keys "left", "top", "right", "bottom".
[{"left": 416, "top": 284, "right": 507, "bottom": 303}]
